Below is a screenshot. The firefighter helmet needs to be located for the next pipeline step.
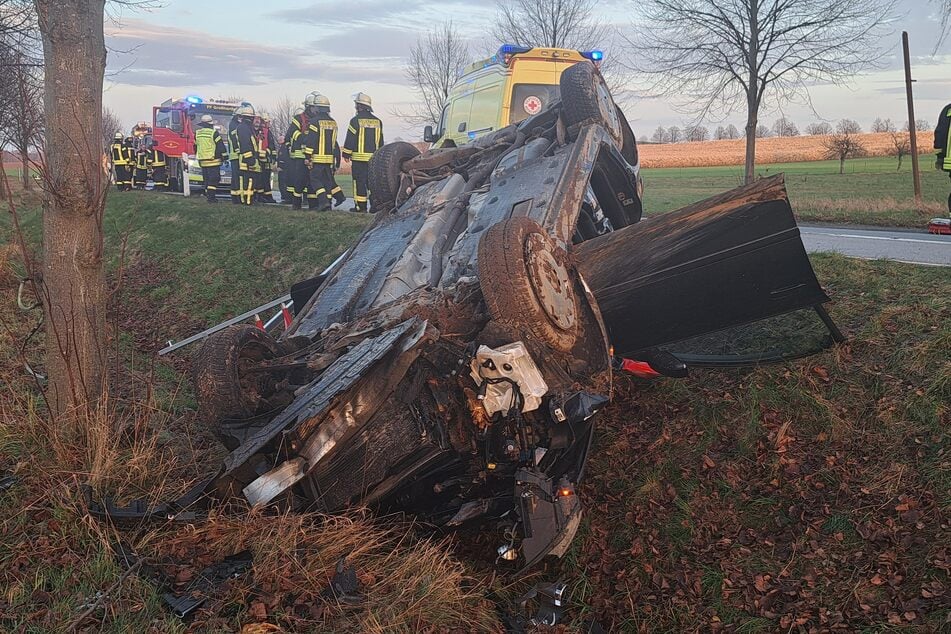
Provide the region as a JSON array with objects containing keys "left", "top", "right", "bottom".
[
  {"left": 234, "top": 104, "right": 255, "bottom": 118},
  {"left": 114, "top": 132, "right": 123, "bottom": 140},
  {"left": 200, "top": 114, "right": 214, "bottom": 124},
  {"left": 353, "top": 92, "right": 372, "bottom": 108},
  {"left": 294, "top": 106, "right": 304, "bottom": 115},
  {"left": 313, "top": 93, "right": 330, "bottom": 109},
  {"left": 304, "top": 92, "right": 319, "bottom": 107}
]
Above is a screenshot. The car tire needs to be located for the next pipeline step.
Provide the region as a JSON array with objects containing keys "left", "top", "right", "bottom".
[
  {"left": 478, "top": 217, "right": 580, "bottom": 353},
  {"left": 560, "top": 61, "right": 623, "bottom": 147},
  {"left": 193, "top": 324, "right": 281, "bottom": 439},
  {"left": 368, "top": 141, "right": 421, "bottom": 213}
]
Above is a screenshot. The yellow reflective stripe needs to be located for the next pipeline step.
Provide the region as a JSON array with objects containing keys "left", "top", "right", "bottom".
[
  {"left": 352, "top": 153, "right": 373, "bottom": 162},
  {"left": 354, "top": 195, "right": 368, "bottom": 202},
  {"left": 241, "top": 151, "right": 254, "bottom": 158},
  {"left": 198, "top": 159, "right": 222, "bottom": 167},
  {"left": 348, "top": 125, "right": 357, "bottom": 134},
  {"left": 330, "top": 186, "right": 341, "bottom": 195},
  {"left": 311, "top": 156, "right": 334, "bottom": 164}
]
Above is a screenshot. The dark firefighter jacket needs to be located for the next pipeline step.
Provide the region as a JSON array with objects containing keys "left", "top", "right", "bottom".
[
  {"left": 149, "top": 148, "right": 167, "bottom": 167},
  {"left": 110, "top": 142, "right": 129, "bottom": 166},
  {"left": 284, "top": 114, "right": 308, "bottom": 160},
  {"left": 229, "top": 119, "right": 257, "bottom": 171},
  {"left": 342, "top": 112, "right": 384, "bottom": 162},
  {"left": 936, "top": 103, "right": 951, "bottom": 171},
  {"left": 196, "top": 125, "right": 226, "bottom": 167},
  {"left": 303, "top": 112, "right": 338, "bottom": 165},
  {"left": 258, "top": 129, "right": 277, "bottom": 166}
]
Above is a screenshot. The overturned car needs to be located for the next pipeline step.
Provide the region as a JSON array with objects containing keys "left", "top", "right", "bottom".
[{"left": 193, "top": 61, "right": 843, "bottom": 572}]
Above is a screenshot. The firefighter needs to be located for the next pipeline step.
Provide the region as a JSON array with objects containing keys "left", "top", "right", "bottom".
[
  {"left": 341, "top": 92, "right": 383, "bottom": 212},
  {"left": 149, "top": 140, "right": 169, "bottom": 191},
  {"left": 132, "top": 139, "right": 150, "bottom": 189},
  {"left": 110, "top": 132, "right": 131, "bottom": 191},
  {"left": 936, "top": 102, "right": 951, "bottom": 213},
  {"left": 254, "top": 116, "right": 277, "bottom": 203},
  {"left": 302, "top": 93, "right": 340, "bottom": 211},
  {"left": 276, "top": 134, "right": 291, "bottom": 204},
  {"left": 285, "top": 100, "right": 312, "bottom": 210},
  {"left": 229, "top": 104, "right": 258, "bottom": 205},
  {"left": 195, "top": 114, "right": 227, "bottom": 203}
]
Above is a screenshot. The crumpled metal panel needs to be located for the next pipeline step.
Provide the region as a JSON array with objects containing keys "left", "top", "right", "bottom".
[{"left": 222, "top": 319, "right": 421, "bottom": 474}]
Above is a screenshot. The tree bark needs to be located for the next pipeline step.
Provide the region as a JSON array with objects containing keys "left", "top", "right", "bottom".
[
  {"left": 35, "top": 0, "right": 108, "bottom": 416},
  {"left": 19, "top": 147, "right": 31, "bottom": 190},
  {"left": 744, "top": 111, "right": 758, "bottom": 185},
  {"left": 839, "top": 157, "right": 845, "bottom": 174}
]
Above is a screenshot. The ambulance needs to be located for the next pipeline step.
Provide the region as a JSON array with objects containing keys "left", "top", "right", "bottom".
[{"left": 425, "top": 44, "right": 605, "bottom": 147}]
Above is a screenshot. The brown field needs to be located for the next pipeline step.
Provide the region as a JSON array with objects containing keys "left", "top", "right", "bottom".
[{"left": 639, "top": 132, "right": 912, "bottom": 168}]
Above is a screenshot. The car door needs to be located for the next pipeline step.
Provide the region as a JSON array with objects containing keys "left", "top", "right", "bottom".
[{"left": 574, "top": 174, "right": 844, "bottom": 366}]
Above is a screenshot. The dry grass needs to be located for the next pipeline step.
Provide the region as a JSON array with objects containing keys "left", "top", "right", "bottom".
[{"left": 640, "top": 132, "right": 907, "bottom": 168}]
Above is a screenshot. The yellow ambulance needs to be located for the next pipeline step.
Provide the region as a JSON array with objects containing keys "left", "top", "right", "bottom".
[{"left": 424, "top": 45, "right": 605, "bottom": 147}]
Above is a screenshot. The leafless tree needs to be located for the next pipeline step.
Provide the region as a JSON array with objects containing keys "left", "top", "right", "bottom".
[
  {"left": 932, "top": 0, "right": 950, "bottom": 50},
  {"left": 724, "top": 123, "right": 741, "bottom": 139},
  {"left": 805, "top": 122, "right": 833, "bottom": 135},
  {"left": 889, "top": 130, "right": 910, "bottom": 171},
  {"left": 630, "top": 0, "right": 899, "bottom": 184},
  {"left": 491, "top": 0, "right": 608, "bottom": 51},
  {"left": 1, "top": 49, "right": 43, "bottom": 190},
  {"left": 772, "top": 117, "right": 800, "bottom": 137},
  {"left": 684, "top": 125, "right": 709, "bottom": 142},
  {"left": 34, "top": 0, "right": 109, "bottom": 416},
  {"left": 101, "top": 106, "right": 122, "bottom": 149},
  {"left": 397, "top": 21, "right": 469, "bottom": 130},
  {"left": 905, "top": 118, "right": 932, "bottom": 132},
  {"left": 871, "top": 117, "right": 896, "bottom": 133},
  {"left": 268, "top": 95, "right": 296, "bottom": 142},
  {"left": 836, "top": 119, "right": 862, "bottom": 135},
  {"left": 651, "top": 125, "right": 669, "bottom": 143},
  {"left": 823, "top": 127, "right": 866, "bottom": 174},
  {"left": 756, "top": 124, "right": 772, "bottom": 138},
  {"left": 667, "top": 125, "right": 682, "bottom": 143}
]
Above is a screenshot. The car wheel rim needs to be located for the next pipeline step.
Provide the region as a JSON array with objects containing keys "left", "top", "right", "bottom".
[{"left": 525, "top": 233, "right": 576, "bottom": 331}]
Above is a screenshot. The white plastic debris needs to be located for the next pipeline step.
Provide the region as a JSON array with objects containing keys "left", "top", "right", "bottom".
[{"left": 469, "top": 342, "right": 549, "bottom": 416}]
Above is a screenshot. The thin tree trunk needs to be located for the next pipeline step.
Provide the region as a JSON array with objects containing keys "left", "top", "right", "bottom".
[
  {"left": 20, "top": 147, "right": 31, "bottom": 190},
  {"left": 839, "top": 157, "right": 845, "bottom": 174},
  {"left": 744, "top": 111, "right": 758, "bottom": 184},
  {"left": 35, "top": 0, "right": 108, "bottom": 416}
]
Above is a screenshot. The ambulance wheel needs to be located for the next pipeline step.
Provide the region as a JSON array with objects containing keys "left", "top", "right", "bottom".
[
  {"left": 368, "top": 141, "right": 420, "bottom": 213},
  {"left": 560, "top": 61, "right": 623, "bottom": 147},
  {"left": 478, "top": 217, "right": 579, "bottom": 353},
  {"left": 193, "top": 324, "right": 281, "bottom": 444}
]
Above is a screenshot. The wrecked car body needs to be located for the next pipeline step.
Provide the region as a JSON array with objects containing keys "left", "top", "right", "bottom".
[{"left": 192, "top": 61, "right": 842, "bottom": 572}]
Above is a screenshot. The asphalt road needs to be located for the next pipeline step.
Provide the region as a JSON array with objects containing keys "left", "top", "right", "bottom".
[{"left": 799, "top": 224, "right": 951, "bottom": 267}]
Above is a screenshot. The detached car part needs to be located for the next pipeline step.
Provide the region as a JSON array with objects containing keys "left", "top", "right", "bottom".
[{"left": 191, "top": 61, "right": 842, "bottom": 573}]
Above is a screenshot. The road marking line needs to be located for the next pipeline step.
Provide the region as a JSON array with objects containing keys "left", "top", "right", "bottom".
[{"left": 801, "top": 230, "right": 949, "bottom": 245}]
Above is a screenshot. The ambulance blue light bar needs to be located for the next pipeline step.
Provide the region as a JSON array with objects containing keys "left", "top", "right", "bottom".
[
  {"left": 185, "top": 95, "right": 203, "bottom": 104},
  {"left": 498, "top": 44, "right": 532, "bottom": 57},
  {"left": 581, "top": 50, "right": 604, "bottom": 62}
]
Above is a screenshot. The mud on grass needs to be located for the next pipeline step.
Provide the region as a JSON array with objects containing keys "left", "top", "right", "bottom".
[{"left": 567, "top": 254, "right": 950, "bottom": 631}]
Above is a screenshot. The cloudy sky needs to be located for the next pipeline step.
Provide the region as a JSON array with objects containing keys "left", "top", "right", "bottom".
[{"left": 103, "top": 0, "right": 951, "bottom": 140}]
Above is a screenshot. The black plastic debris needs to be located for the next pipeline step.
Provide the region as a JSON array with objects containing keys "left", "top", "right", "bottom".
[
  {"left": 83, "top": 474, "right": 217, "bottom": 524},
  {"left": 322, "top": 556, "right": 363, "bottom": 605},
  {"left": 113, "top": 541, "right": 253, "bottom": 620}
]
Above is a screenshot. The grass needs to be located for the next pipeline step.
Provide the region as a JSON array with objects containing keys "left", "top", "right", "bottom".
[
  {"left": 644, "top": 155, "right": 951, "bottom": 227},
  {"left": 1, "top": 170, "right": 948, "bottom": 630}
]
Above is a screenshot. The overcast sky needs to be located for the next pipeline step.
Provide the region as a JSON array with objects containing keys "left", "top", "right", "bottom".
[{"left": 103, "top": 0, "right": 951, "bottom": 140}]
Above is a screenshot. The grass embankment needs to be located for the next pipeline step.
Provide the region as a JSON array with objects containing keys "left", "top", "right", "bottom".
[
  {"left": 0, "top": 190, "right": 498, "bottom": 631},
  {"left": 1, "top": 185, "right": 948, "bottom": 631},
  {"left": 644, "top": 156, "right": 950, "bottom": 227}
]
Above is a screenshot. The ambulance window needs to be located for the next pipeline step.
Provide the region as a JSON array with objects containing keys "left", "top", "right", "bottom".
[
  {"left": 448, "top": 92, "right": 474, "bottom": 140},
  {"left": 436, "top": 104, "right": 449, "bottom": 137},
  {"left": 155, "top": 109, "right": 171, "bottom": 129},
  {"left": 469, "top": 84, "right": 502, "bottom": 136},
  {"left": 510, "top": 84, "right": 561, "bottom": 124}
]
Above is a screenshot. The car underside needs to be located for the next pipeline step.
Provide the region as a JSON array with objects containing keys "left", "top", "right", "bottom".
[{"left": 192, "top": 61, "right": 843, "bottom": 573}]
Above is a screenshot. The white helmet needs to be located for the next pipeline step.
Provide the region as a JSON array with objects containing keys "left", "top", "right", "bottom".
[
  {"left": 199, "top": 114, "right": 214, "bottom": 124},
  {"left": 314, "top": 94, "right": 330, "bottom": 108},
  {"left": 114, "top": 132, "right": 123, "bottom": 140},
  {"left": 234, "top": 104, "right": 255, "bottom": 117},
  {"left": 353, "top": 92, "right": 372, "bottom": 108},
  {"left": 304, "top": 92, "right": 320, "bottom": 107}
]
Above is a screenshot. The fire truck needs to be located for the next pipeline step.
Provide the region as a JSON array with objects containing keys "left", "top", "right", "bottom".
[{"left": 151, "top": 96, "right": 240, "bottom": 193}]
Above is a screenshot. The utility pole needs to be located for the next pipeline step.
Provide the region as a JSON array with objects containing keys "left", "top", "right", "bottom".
[{"left": 902, "top": 31, "right": 923, "bottom": 206}]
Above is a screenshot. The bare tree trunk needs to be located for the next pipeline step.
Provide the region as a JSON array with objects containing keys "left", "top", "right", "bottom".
[
  {"left": 839, "top": 157, "right": 845, "bottom": 174},
  {"left": 744, "top": 114, "right": 758, "bottom": 184},
  {"left": 35, "top": 0, "right": 108, "bottom": 416},
  {"left": 19, "top": 146, "right": 31, "bottom": 190}
]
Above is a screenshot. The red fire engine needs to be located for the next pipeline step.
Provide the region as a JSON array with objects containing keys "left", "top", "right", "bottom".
[{"left": 151, "top": 96, "right": 240, "bottom": 193}]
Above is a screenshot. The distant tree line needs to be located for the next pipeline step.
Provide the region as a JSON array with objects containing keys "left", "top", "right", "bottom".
[{"left": 646, "top": 116, "right": 932, "bottom": 144}]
